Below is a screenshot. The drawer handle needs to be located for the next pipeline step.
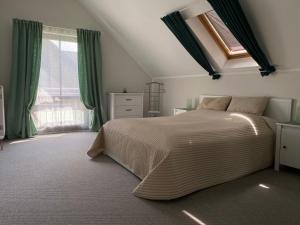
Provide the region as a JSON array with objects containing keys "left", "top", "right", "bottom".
[
  {"left": 282, "top": 145, "right": 287, "bottom": 150},
  {"left": 126, "top": 109, "right": 133, "bottom": 111},
  {"left": 126, "top": 98, "right": 133, "bottom": 101}
]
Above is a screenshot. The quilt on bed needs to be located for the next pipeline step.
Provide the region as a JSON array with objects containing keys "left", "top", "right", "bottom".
[{"left": 87, "top": 109, "right": 274, "bottom": 200}]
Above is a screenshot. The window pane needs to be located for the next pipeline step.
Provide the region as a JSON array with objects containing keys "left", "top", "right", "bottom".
[
  {"left": 61, "top": 41, "right": 79, "bottom": 96},
  {"left": 32, "top": 36, "right": 90, "bottom": 133},
  {"left": 205, "top": 10, "right": 247, "bottom": 54}
]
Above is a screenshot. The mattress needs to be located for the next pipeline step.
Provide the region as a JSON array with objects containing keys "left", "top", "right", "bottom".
[{"left": 88, "top": 109, "right": 274, "bottom": 200}]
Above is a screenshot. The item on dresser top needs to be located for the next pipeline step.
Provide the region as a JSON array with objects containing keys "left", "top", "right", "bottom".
[
  {"left": 197, "top": 96, "right": 232, "bottom": 111},
  {"left": 227, "top": 96, "right": 270, "bottom": 115},
  {"left": 186, "top": 98, "right": 193, "bottom": 110},
  {"left": 295, "top": 106, "right": 300, "bottom": 124},
  {"left": 108, "top": 93, "right": 143, "bottom": 120}
]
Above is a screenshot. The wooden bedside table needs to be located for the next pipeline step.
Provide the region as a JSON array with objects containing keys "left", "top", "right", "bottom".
[
  {"left": 173, "top": 108, "right": 194, "bottom": 116},
  {"left": 275, "top": 122, "right": 300, "bottom": 171}
]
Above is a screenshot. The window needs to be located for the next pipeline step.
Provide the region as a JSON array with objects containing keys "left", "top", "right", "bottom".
[
  {"left": 32, "top": 27, "right": 90, "bottom": 133},
  {"left": 198, "top": 10, "right": 249, "bottom": 59}
]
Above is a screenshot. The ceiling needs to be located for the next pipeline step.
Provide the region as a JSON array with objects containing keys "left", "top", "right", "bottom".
[{"left": 77, "top": 0, "right": 300, "bottom": 78}]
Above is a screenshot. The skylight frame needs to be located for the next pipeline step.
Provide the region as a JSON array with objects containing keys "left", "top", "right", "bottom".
[{"left": 198, "top": 12, "right": 250, "bottom": 59}]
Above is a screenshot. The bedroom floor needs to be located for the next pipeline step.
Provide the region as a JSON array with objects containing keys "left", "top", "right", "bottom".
[{"left": 0, "top": 132, "right": 300, "bottom": 225}]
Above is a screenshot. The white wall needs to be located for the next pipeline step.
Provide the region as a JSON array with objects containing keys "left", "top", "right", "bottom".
[
  {"left": 77, "top": 0, "right": 207, "bottom": 77},
  {"left": 0, "top": 0, "right": 151, "bottom": 110},
  {"left": 155, "top": 70, "right": 300, "bottom": 118}
]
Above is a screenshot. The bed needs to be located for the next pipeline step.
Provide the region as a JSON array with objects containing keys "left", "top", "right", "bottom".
[{"left": 87, "top": 96, "right": 293, "bottom": 200}]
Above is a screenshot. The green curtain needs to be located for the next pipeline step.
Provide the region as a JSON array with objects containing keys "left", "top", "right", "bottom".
[
  {"left": 6, "top": 19, "right": 43, "bottom": 139},
  {"left": 207, "top": 0, "right": 276, "bottom": 76},
  {"left": 161, "top": 11, "right": 220, "bottom": 80},
  {"left": 77, "top": 29, "right": 105, "bottom": 131}
]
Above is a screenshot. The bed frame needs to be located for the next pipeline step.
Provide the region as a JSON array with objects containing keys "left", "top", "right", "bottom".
[{"left": 199, "top": 95, "right": 293, "bottom": 123}]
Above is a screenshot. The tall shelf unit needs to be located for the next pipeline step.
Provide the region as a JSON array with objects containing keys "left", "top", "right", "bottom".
[{"left": 145, "top": 82, "right": 165, "bottom": 117}]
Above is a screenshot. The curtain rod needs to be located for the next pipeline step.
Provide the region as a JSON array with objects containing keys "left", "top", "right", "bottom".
[
  {"left": 43, "top": 25, "right": 76, "bottom": 32},
  {"left": 43, "top": 25, "right": 77, "bottom": 38}
]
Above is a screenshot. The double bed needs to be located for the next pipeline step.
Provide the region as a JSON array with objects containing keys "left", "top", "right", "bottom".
[{"left": 87, "top": 96, "right": 292, "bottom": 200}]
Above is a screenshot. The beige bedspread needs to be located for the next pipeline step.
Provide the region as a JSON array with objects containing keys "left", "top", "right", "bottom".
[{"left": 88, "top": 109, "right": 274, "bottom": 200}]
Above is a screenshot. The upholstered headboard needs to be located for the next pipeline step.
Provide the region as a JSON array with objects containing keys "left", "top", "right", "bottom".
[{"left": 199, "top": 95, "right": 293, "bottom": 122}]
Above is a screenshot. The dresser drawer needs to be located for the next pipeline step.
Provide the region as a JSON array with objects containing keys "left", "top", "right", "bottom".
[
  {"left": 115, "top": 105, "right": 142, "bottom": 116},
  {"left": 114, "top": 95, "right": 142, "bottom": 106}
]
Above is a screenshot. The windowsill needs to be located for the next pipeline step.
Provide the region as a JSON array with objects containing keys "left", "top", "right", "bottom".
[
  {"left": 222, "top": 57, "right": 259, "bottom": 71},
  {"left": 37, "top": 129, "right": 93, "bottom": 135}
]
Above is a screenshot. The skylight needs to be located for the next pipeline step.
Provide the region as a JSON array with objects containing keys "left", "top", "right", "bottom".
[{"left": 198, "top": 10, "right": 249, "bottom": 59}]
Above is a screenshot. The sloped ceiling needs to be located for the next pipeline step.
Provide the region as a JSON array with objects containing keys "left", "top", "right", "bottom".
[{"left": 78, "top": 0, "right": 300, "bottom": 78}]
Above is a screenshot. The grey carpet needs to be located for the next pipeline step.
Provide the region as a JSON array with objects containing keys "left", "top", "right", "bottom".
[{"left": 0, "top": 132, "right": 300, "bottom": 225}]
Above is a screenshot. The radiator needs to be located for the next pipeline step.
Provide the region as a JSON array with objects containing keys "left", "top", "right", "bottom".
[{"left": 0, "top": 86, "right": 5, "bottom": 140}]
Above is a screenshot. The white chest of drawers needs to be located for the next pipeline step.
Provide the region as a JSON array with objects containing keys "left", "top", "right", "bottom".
[{"left": 108, "top": 93, "right": 144, "bottom": 120}]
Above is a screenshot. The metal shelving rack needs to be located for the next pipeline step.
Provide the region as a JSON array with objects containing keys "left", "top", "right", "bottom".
[{"left": 145, "top": 82, "right": 165, "bottom": 117}]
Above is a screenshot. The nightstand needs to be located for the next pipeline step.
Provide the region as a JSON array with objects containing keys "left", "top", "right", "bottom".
[
  {"left": 173, "top": 108, "right": 194, "bottom": 116},
  {"left": 275, "top": 122, "right": 300, "bottom": 171}
]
